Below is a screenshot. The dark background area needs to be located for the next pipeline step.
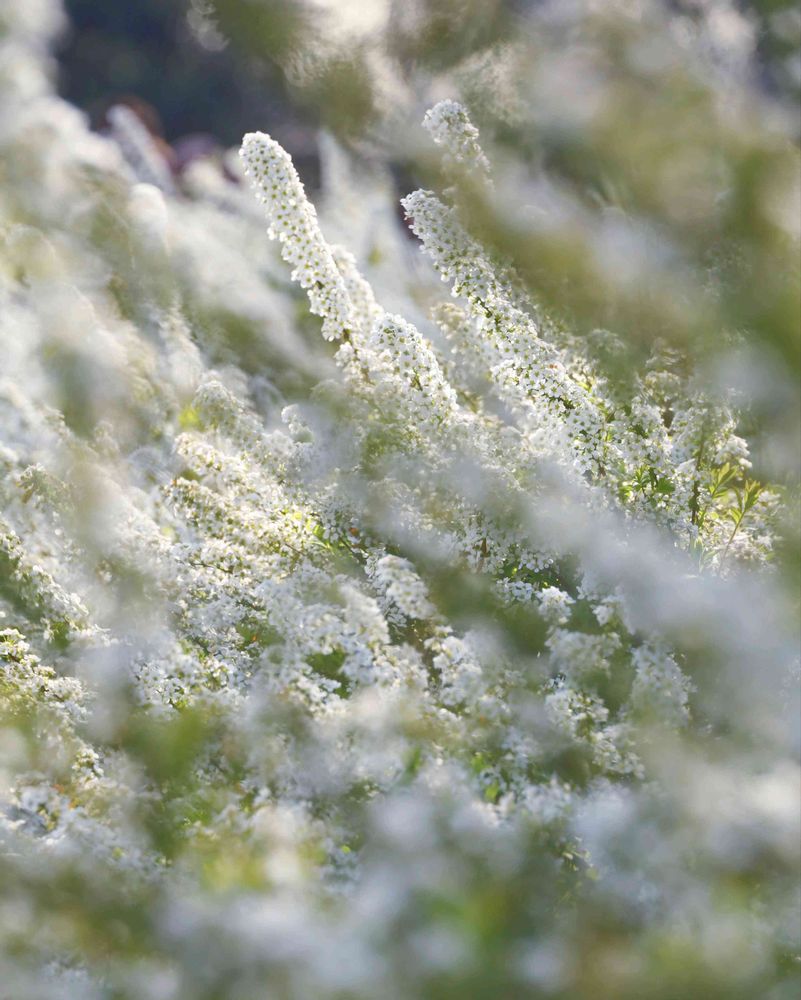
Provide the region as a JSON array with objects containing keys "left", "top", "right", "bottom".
[{"left": 56, "top": 0, "right": 303, "bottom": 146}]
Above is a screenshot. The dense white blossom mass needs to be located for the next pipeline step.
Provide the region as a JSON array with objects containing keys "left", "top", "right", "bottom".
[{"left": 0, "top": 1, "right": 798, "bottom": 998}]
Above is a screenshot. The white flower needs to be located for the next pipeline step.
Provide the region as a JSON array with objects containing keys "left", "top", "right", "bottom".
[{"left": 240, "top": 131, "right": 356, "bottom": 341}]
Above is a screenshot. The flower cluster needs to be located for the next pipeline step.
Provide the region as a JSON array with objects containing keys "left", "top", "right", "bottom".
[
  {"left": 422, "top": 99, "right": 490, "bottom": 176},
  {"left": 240, "top": 131, "right": 356, "bottom": 341}
]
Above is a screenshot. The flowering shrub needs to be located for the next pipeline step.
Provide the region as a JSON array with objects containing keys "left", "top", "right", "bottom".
[{"left": 0, "top": 2, "right": 798, "bottom": 998}]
